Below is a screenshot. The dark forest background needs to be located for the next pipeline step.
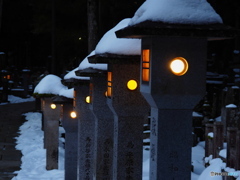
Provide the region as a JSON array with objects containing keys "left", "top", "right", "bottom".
[{"left": 0, "top": 0, "right": 239, "bottom": 76}]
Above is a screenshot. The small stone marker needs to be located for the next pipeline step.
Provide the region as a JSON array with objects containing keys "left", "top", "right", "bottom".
[
  {"left": 227, "top": 127, "right": 238, "bottom": 169},
  {"left": 205, "top": 123, "right": 214, "bottom": 158},
  {"left": 213, "top": 121, "right": 224, "bottom": 158}
]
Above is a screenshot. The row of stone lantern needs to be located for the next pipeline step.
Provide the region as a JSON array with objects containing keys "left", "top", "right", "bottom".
[
  {"left": 34, "top": 0, "right": 239, "bottom": 179},
  {"left": 60, "top": 18, "right": 150, "bottom": 180}
]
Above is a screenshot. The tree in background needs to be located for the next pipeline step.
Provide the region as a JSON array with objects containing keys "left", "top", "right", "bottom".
[
  {"left": 0, "top": 0, "right": 239, "bottom": 76},
  {"left": 0, "top": 0, "right": 3, "bottom": 32}
]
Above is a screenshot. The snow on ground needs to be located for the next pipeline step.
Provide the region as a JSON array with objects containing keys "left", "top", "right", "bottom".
[
  {"left": 0, "top": 95, "right": 35, "bottom": 105},
  {"left": 12, "top": 112, "right": 65, "bottom": 180},
  {"left": 12, "top": 111, "right": 206, "bottom": 180},
  {"left": 4, "top": 95, "right": 236, "bottom": 180}
]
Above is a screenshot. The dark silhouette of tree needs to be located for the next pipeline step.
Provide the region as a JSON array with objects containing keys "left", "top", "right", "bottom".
[{"left": 0, "top": 0, "right": 3, "bottom": 33}]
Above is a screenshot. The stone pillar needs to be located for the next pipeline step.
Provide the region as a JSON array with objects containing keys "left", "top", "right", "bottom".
[
  {"left": 61, "top": 102, "right": 78, "bottom": 180},
  {"left": 150, "top": 108, "right": 193, "bottom": 178},
  {"left": 35, "top": 97, "right": 41, "bottom": 111},
  {"left": 205, "top": 123, "right": 214, "bottom": 157},
  {"left": 90, "top": 74, "right": 114, "bottom": 179},
  {"left": 226, "top": 127, "right": 238, "bottom": 169},
  {"left": 22, "top": 69, "right": 30, "bottom": 97},
  {"left": 0, "top": 70, "right": 9, "bottom": 103},
  {"left": 75, "top": 82, "right": 95, "bottom": 180},
  {"left": 222, "top": 105, "right": 237, "bottom": 136},
  {"left": 236, "top": 130, "right": 240, "bottom": 170},
  {"left": 42, "top": 97, "right": 61, "bottom": 170},
  {"left": 108, "top": 63, "right": 149, "bottom": 180},
  {"left": 41, "top": 98, "right": 44, "bottom": 131},
  {"left": 213, "top": 122, "right": 224, "bottom": 158}
]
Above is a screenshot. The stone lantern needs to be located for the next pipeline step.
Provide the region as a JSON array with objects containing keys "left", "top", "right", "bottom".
[
  {"left": 115, "top": 1, "right": 239, "bottom": 179},
  {"left": 33, "top": 74, "right": 67, "bottom": 170},
  {"left": 64, "top": 55, "right": 95, "bottom": 180},
  {"left": 74, "top": 54, "right": 115, "bottom": 179},
  {"left": 88, "top": 18, "right": 149, "bottom": 180},
  {"left": 52, "top": 95, "right": 77, "bottom": 180}
]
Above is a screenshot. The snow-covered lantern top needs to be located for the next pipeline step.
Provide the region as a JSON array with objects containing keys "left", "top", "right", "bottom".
[
  {"left": 33, "top": 74, "right": 73, "bottom": 111},
  {"left": 115, "top": 0, "right": 239, "bottom": 109},
  {"left": 87, "top": 18, "right": 142, "bottom": 99},
  {"left": 34, "top": 74, "right": 72, "bottom": 98}
]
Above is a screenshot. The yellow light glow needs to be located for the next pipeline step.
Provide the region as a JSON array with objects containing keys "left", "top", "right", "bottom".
[
  {"left": 86, "top": 96, "right": 91, "bottom": 103},
  {"left": 170, "top": 57, "right": 188, "bottom": 76},
  {"left": 50, "top": 103, "right": 56, "bottom": 109},
  {"left": 107, "top": 72, "right": 112, "bottom": 97},
  {"left": 127, "top": 80, "right": 138, "bottom": 90},
  {"left": 70, "top": 111, "right": 77, "bottom": 118},
  {"left": 142, "top": 49, "right": 150, "bottom": 82}
]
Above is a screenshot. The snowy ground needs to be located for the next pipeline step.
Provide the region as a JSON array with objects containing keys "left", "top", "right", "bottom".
[
  {"left": 4, "top": 95, "right": 240, "bottom": 180},
  {"left": 0, "top": 95, "right": 35, "bottom": 105}
]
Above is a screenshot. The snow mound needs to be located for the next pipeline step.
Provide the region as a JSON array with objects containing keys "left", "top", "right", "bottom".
[
  {"left": 129, "top": 0, "right": 223, "bottom": 26},
  {"left": 34, "top": 74, "right": 68, "bottom": 95},
  {"left": 95, "top": 18, "right": 141, "bottom": 55},
  {"left": 78, "top": 51, "right": 107, "bottom": 71},
  {"left": 64, "top": 67, "right": 90, "bottom": 80}
]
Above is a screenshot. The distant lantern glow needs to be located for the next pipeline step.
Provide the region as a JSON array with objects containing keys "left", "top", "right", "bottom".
[
  {"left": 86, "top": 96, "right": 91, "bottom": 103},
  {"left": 127, "top": 80, "right": 138, "bottom": 90},
  {"left": 50, "top": 103, "right": 56, "bottom": 109},
  {"left": 170, "top": 57, "right": 188, "bottom": 76},
  {"left": 70, "top": 111, "right": 77, "bottom": 118}
]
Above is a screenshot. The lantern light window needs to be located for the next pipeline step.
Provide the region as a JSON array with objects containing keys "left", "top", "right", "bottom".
[
  {"left": 142, "top": 49, "right": 150, "bottom": 82},
  {"left": 107, "top": 72, "right": 112, "bottom": 98}
]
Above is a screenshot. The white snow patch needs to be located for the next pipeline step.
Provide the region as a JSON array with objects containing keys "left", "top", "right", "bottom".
[
  {"left": 78, "top": 51, "right": 107, "bottom": 71},
  {"left": 34, "top": 74, "right": 68, "bottom": 95},
  {"left": 13, "top": 112, "right": 64, "bottom": 180},
  {"left": 64, "top": 67, "right": 90, "bottom": 80},
  {"left": 219, "top": 149, "right": 226, "bottom": 159},
  {"left": 129, "top": 0, "right": 223, "bottom": 26},
  {"left": 0, "top": 95, "right": 34, "bottom": 105},
  {"left": 95, "top": 18, "right": 141, "bottom": 55},
  {"left": 226, "top": 104, "right": 237, "bottom": 108},
  {"left": 208, "top": 132, "right": 214, "bottom": 138},
  {"left": 198, "top": 158, "right": 225, "bottom": 180}
]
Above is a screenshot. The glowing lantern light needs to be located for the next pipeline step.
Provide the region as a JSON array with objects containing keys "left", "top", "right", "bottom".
[
  {"left": 107, "top": 72, "right": 112, "bottom": 97},
  {"left": 142, "top": 49, "right": 150, "bottom": 82},
  {"left": 70, "top": 111, "right": 77, "bottom": 118},
  {"left": 86, "top": 96, "right": 91, "bottom": 104},
  {"left": 170, "top": 57, "right": 188, "bottom": 76},
  {"left": 50, "top": 103, "right": 57, "bottom": 109},
  {"left": 127, "top": 80, "right": 138, "bottom": 90}
]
